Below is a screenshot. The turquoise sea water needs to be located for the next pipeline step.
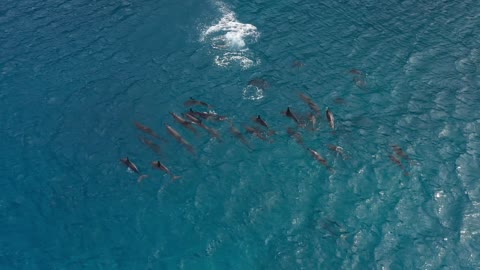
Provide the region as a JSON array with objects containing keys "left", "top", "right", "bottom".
[{"left": 1, "top": 0, "right": 480, "bottom": 269}]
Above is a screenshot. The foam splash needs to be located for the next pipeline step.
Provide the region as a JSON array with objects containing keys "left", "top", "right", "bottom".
[
  {"left": 214, "top": 54, "right": 260, "bottom": 70},
  {"left": 242, "top": 85, "right": 264, "bottom": 100},
  {"left": 201, "top": 2, "right": 260, "bottom": 69}
]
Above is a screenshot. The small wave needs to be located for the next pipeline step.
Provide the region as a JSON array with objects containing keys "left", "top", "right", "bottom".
[{"left": 201, "top": 2, "right": 260, "bottom": 69}]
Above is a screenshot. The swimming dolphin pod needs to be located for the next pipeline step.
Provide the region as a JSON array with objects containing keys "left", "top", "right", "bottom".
[{"left": 121, "top": 81, "right": 413, "bottom": 182}]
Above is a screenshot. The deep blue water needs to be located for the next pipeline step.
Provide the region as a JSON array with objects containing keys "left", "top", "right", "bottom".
[{"left": 1, "top": 0, "right": 480, "bottom": 269}]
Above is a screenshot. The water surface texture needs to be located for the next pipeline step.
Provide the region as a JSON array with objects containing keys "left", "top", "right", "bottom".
[{"left": 1, "top": 0, "right": 480, "bottom": 269}]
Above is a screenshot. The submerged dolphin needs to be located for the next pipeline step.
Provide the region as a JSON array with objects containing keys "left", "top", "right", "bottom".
[
  {"left": 197, "top": 121, "right": 222, "bottom": 141},
  {"left": 389, "top": 155, "right": 404, "bottom": 169},
  {"left": 307, "top": 148, "right": 330, "bottom": 171},
  {"left": 299, "top": 93, "right": 321, "bottom": 114},
  {"left": 391, "top": 145, "right": 409, "bottom": 160},
  {"left": 165, "top": 124, "right": 195, "bottom": 154},
  {"left": 349, "top": 69, "right": 363, "bottom": 75},
  {"left": 139, "top": 136, "right": 162, "bottom": 154},
  {"left": 389, "top": 155, "right": 409, "bottom": 176},
  {"left": 287, "top": 127, "right": 304, "bottom": 146},
  {"left": 307, "top": 113, "right": 317, "bottom": 131},
  {"left": 292, "top": 60, "right": 304, "bottom": 68},
  {"left": 248, "top": 78, "right": 270, "bottom": 89},
  {"left": 170, "top": 112, "right": 198, "bottom": 135},
  {"left": 183, "top": 97, "right": 213, "bottom": 109},
  {"left": 245, "top": 126, "right": 269, "bottom": 141},
  {"left": 134, "top": 121, "right": 164, "bottom": 141},
  {"left": 183, "top": 112, "right": 221, "bottom": 141},
  {"left": 230, "top": 124, "right": 251, "bottom": 149}
]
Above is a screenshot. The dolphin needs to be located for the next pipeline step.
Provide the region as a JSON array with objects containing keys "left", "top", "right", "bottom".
[
  {"left": 292, "top": 60, "right": 304, "bottom": 68},
  {"left": 188, "top": 108, "right": 227, "bottom": 121},
  {"left": 349, "top": 69, "right": 367, "bottom": 89},
  {"left": 151, "top": 161, "right": 181, "bottom": 180},
  {"left": 253, "top": 115, "right": 276, "bottom": 135},
  {"left": 389, "top": 155, "right": 404, "bottom": 169},
  {"left": 254, "top": 115, "right": 269, "bottom": 129},
  {"left": 165, "top": 124, "right": 195, "bottom": 154},
  {"left": 327, "top": 144, "right": 348, "bottom": 159},
  {"left": 353, "top": 77, "right": 367, "bottom": 89},
  {"left": 391, "top": 145, "right": 409, "bottom": 160},
  {"left": 334, "top": 97, "right": 346, "bottom": 104},
  {"left": 230, "top": 124, "right": 251, "bottom": 149},
  {"left": 307, "top": 113, "right": 317, "bottom": 131},
  {"left": 170, "top": 112, "right": 198, "bottom": 135},
  {"left": 320, "top": 218, "right": 350, "bottom": 238},
  {"left": 245, "top": 126, "right": 268, "bottom": 141},
  {"left": 183, "top": 97, "right": 213, "bottom": 109},
  {"left": 307, "top": 148, "right": 330, "bottom": 170},
  {"left": 184, "top": 112, "right": 202, "bottom": 125},
  {"left": 349, "top": 69, "right": 363, "bottom": 75},
  {"left": 287, "top": 127, "right": 304, "bottom": 146},
  {"left": 299, "top": 93, "right": 321, "bottom": 114},
  {"left": 134, "top": 121, "right": 164, "bottom": 141},
  {"left": 248, "top": 78, "right": 270, "bottom": 89},
  {"left": 139, "top": 136, "right": 162, "bottom": 154},
  {"left": 284, "top": 107, "right": 300, "bottom": 124},
  {"left": 120, "top": 157, "right": 148, "bottom": 182},
  {"left": 326, "top": 108, "right": 335, "bottom": 130},
  {"left": 188, "top": 108, "right": 210, "bottom": 119},
  {"left": 202, "top": 123, "right": 222, "bottom": 141},
  {"left": 389, "top": 154, "right": 410, "bottom": 176},
  {"left": 183, "top": 113, "right": 221, "bottom": 141},
  {"left": 392, "top": 145, "right": 418, "bottom": 165}
]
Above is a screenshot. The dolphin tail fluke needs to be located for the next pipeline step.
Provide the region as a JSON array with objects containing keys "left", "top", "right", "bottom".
[
  {"left": 172, "top": 175, "right": 182, "bottom": 181},
  {"left": 137, "top": 174, "right": 148, "bottom": 183}
]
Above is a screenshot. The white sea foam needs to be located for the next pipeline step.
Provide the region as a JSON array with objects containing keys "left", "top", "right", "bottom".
[
  {"left": 201, "top": 2, "right": 260, "bottom": 69},
  {"left": 214, "top": 53, "right": 260, "bottom": 69},
  {"left": 242, "top": 85, "right": 264, "bottom": 100}
]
